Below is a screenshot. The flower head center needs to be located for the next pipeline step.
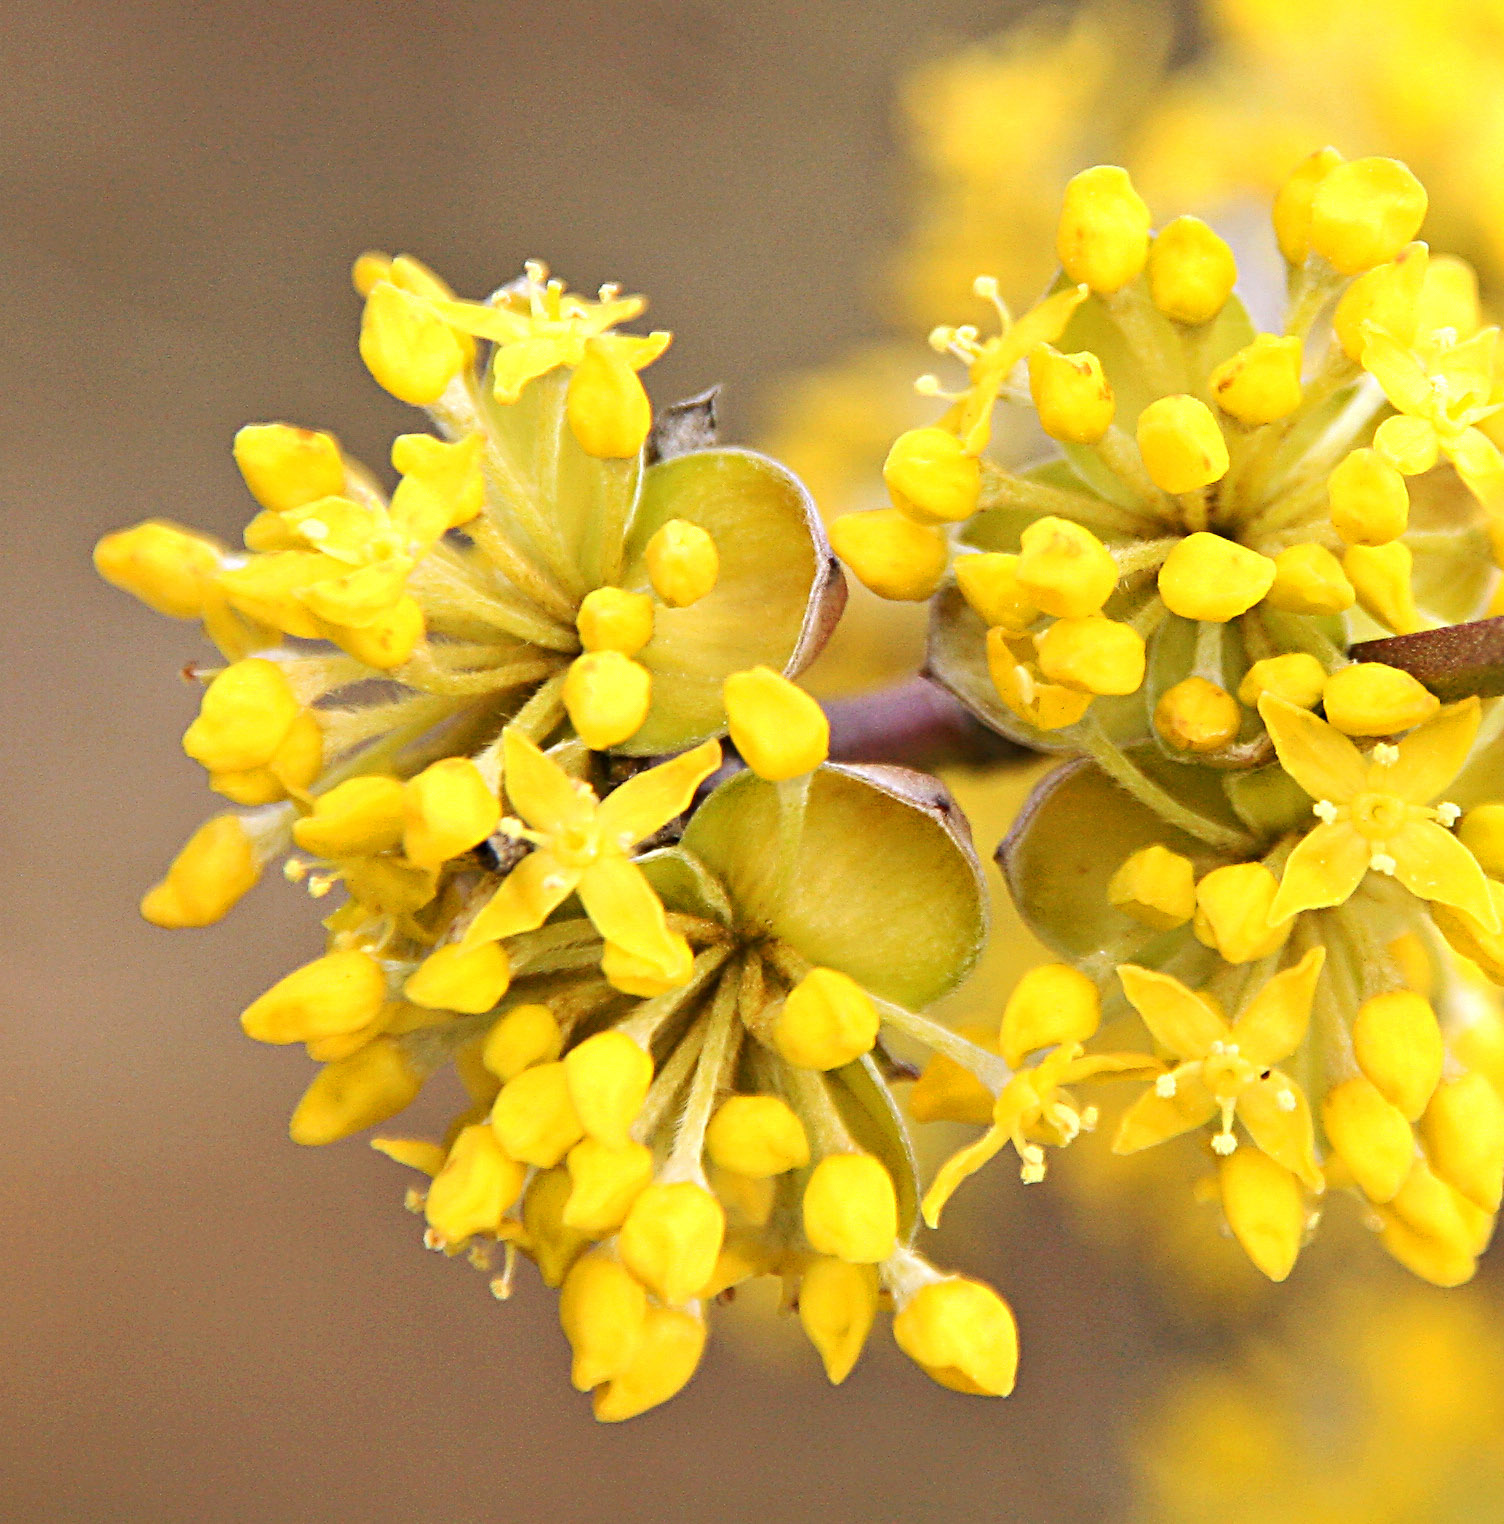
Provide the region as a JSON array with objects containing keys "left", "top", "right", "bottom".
[
  {"left": 1201, "top": 1043, "right": 1256, "bottom": 1100},
  {"left": 549, "top": 818, "right": 603, "bottom": 869},
  {"left": 1350, "top": 791, "right": 1411, "bottom": 840}
]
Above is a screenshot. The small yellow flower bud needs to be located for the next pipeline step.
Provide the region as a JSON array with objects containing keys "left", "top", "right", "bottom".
[
  {"left": 1136, "top": 396, "right": 1230, "bottom": 495},
  {"left": 1459, "top": 804, "right": 1504, "bottom": 879},
  {"left": 710, "top": 1166, "right": 776, "bottom": 1229},
  {"left": 705, "top": 1095, "right": 810, "bottom": 1178},
  {"left": 403, "top": 942, "right": 511, "bottom": 1014},
  {"left": 1354, "top": 989, "right": 1445, "bottom": 1121},
  {"left": 560, "top": 1251, "right": 649, "bottom": 1392},
  {"left": 593, "top": 1306, "right": 706, "bottom": 1423},
  {"left": 183, "top": 659, "right": 302, "bottom": 774},
  {"left": 140, "top": 814, "right": 261, "bottom": 928},
  {"left": 424, "top": 1122, "right": 526, "bottom": 1244},
  {"left": 566, "top": 337, "right": 654, "bottom": 458},
  {"left": 232, "top": 423, "right": 344, "bottom": 513},
  {"left": 522, "top": 1167, "right": 591, "bottom": 1286},
  {"left": 1388, "top": 931, "right": 1435, "bottom": 998},
  {"left": 94, "top": 520, "right": 224, "bottom": 620},
  {"left": 1332, "top": 244, "right": 1426, "bottom": 361},
  {"left": 241, "top": 949, "right": 387, "bottom": 1045},
  {"left": 1034, "top": 616, "right": 1145, "bottom": 696},
  {"left": 999, "top": 963, "right": 1100, "bottom": 1067},
  {"left": 490, "top": 1061, "right": 584, "bottom": 1167},
  {"left": 802, "top": 1154, "right": 898, "bottom": 1264},
  {"left": 576, "top": 587, "right": 654, "bottom": 656},
  {"left": 563, "top": 650, "right": 653, "bottom": 750},
  {"left": 1027, "top": 345, "right": 1115, "bottom": 444},
  {"left": 908, "top": 1025, "right": 1000, "bottom": 1126},
  {"left": 1308, "top": 156, "right": 1428, "bottom": 275},
  {"left": 1344, "top": 542, "right": 1424, "bottom": 634},
  {"left": 701, "top": 1232, "right": 777, "bottom": 1298},
  {"left": 1264, "top": 542, "right": 1356, "bottom": 616},
  {"left": 289, "top": 1038, "right": 423, "bottom": 1146},
  {"left": 883, "top": 426, "right": 982, "bottom": 524},
  {"left": 1107, "top": 844, "right": 1196, "bottom": 932},
  {"left": 482, "top": 1003, "right": 563, "bottom": 1082},
  {"left": 1057, "top": 165, "right": 1152, "bottom": 294},
  {"left": 1273, "top": 147, "right": 1344, "bottom": 265},
  {"left": 1237, "top": 653, "right": 1328, "bottom": 711},
  {"left": 330, "top": 595, "right": 427, "bottom": 672},
  {"left": 1015, "top": 516, "right": 1118, "bottom": 618},
  {"left": 1420, "top": 1073, "right": 1504, "bottom": 1213},
  {"left": 1147, "top": 216, "right": 1238, "bottom": 324},
  {"left": 644, "top": 518, "right": 719, "bottom": 607},
  {"left": 1158, "top": 531, "right": 1275, "bottom": 621},
  {"left": 1322, "top": 1076, "right": 1414, "bottom": 1203},
  {"left": 892, "top": 1276, "right": 1019, "bottom": 1396},
  {"left": 723, "top": 667, "right": 829, "bottom": 780},
  {"left": 954, "top": 553, "right": 1039, "bottom": 632},
  {"left": 602, "top": 933, "right": 693, "bottom": 997},
  {"left": 207, "top": 707, "right": 324, "bottom": 808},
  {"left": 292, "top": 775, "right": 407, "bottom": 859},
  {"left": 563, "top": 1138, "right": 655, "bottom": 1234},
  {"left": 986, "top": 630, "right": 1094, "bottom": 731},
  {"left": 775, "top": 967, "right": 880, "bottom": 1070},
  {"left": 1154, "top": 677, "right": 1241, "bottom": 753},
  {"left": 1322, "top": 662, "right": 1439, "bottom": 737},
  {"left": 618, "top": 1180, "right": 726, "bottom": 1304},
  {"left": 1328, "top": 448, "right": 1410, "bottom": 546},
  {"left": 390, "top": 430, "right": 484, "bottom": 533},
  {"left": 798, "top": 1257, "right": 879, "bottom": 1385},
  {"left": 828, "top": 508, "right": 949, "bottom": 601},
  {"left": 564, "top": 1029, "right": 653, "bottom": 1149},
  {"left": 1373, "top": 413, "right": 1440, "bottom": 476},
  {"left": 1218, "top": 1148, "right": 1304, "bottom": 1282},
  {"left": 1209, "top": 335, "right": 1304, "bottom": 425},
  {"left": 1379, "top": 1211, "right": 1477, "bottom": 1289},
  {"left": 370, "top": 1136, "right": 446, "bottom": 1175},
  {"left": 359, "top": 281, "right": 467, "bottom": 405},
  {"left": 1193, "top": 863, "right": 1290, "bottom": 963},
  {"left": 402, "top": 757, "right": 500, "bottom": 870},
  {"left": 1389, "top": 1156, "right": 1485, "bottom": 1255}
]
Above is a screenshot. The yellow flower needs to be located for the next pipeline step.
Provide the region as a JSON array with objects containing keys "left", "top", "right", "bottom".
[
  {"left": 1259, "top": 695, "right": 1497, "bottom": 929},
  {"left": 1113, "top": 949, "right": 1327, "bottom": 1190},
  {"left": 922, "top": 1042, "right": 1156, "bottom": 1224},
  {"left": 462, "top": 729, "right": 721, "bottom": 978}
]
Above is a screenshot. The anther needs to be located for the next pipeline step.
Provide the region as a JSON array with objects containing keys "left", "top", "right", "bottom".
[
  {"left": 1436, "top": 802, "right": 1462, "bottom": 826},
  {"left": 1369, "top": 852, "right": 1398, "bottom": 875},
  {"left": 1371, "top": 743, "right": 1400, "bottom": 766},
  {"left": 1156, "top": 1073, "right": 1178, "bottom": 1098},
  {"left": 1211, "top": 1133, "right": 1237, "bottom": 1156},
  {"left": 1276, "top": 1089, "right": 1297, "bottom": 1113},
  {"left": 1313, "top": 800, "right": 1339, "bottom": 823}
]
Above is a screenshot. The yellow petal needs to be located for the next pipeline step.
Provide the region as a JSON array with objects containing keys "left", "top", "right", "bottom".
[
  {"left": 1378, "top": 698, "right": 1480, "bottom": 805},
  {"left": 919, "top": 1128, "right": 1005, "bottom": 1228},
  {"left": 1231, "top": 948, "right": 1326, "bottom": 1068},
  {"left": 1258, "top": 695, "right": 1366, "bottom": 804},
  {"left": 1113, "top": 1076, "right": 1218, "bottom": 1152},
  {"left": 491, "top": 336, "right": 575, "bottom": 403},
  {"left": 576, "top": 854, "right": 681, "bottom": 976},
  {"left": 1268, "top": 821, "right": 1371, "bottom": 922},
  {"left": 502, "top": 729, "right": 594, "bottom": 836},
  {"left": 462, "top": 851, "right": 580, "bottom": 947},
  {"left": 1116, "top": 964, "right": 1228, "bottom": 1061},
  {"left": 1236, "top": 1073, "right": 1323, "bottom": 1191},
  {"left": 1389, "top": 819, "right": 1500, "bottom": 930},
  {"left": 595, "top": 740, "right": 723, "bottom": 847},
  {"left": 1361, "top": 327, "right": 1435, "bottom": 416}
]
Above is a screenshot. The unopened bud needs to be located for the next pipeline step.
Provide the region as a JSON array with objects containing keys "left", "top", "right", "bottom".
[
  {"left": 705, "top": 1094, "right": 810, "bottom": 1178},
  {"left": 359, "top": 281, "right": 466, "bottom": 405},
  {"left": 954, "top": 552, "right": 1039, "bottom": 631},
  {"left": 1158, "top": 531, "right": 1275, "bottom": 621},
  {"left": 1237, "top": 653, "right": 1328, "bottom": 711},
  {"left": 404, "top": 942, "right": 511, "bottom": 1014},
  {"left": 1057, "top": 165, "right": 1152, "bottom": 294},
  {"left": 1353, "top": 989, "right": 1445, "bottom": 1120},
  {"left": 563, "top": 650, "right": 653, "bottom": 750},
  {"left": 403, "top": 757, "right": 500, "bottom": 869},
  {"left": 1027, "top": 345, "right": 1114, "bottom": 444},
  {"left": 775, "top": 967, "right": 880, "bottom": 1069},
  {"left": 798, "top": 1257, "right": 879, "bottom": 1385},
  {"left": 490, "top": 1061, "right": 584, "bottom": 1167},
  {"left": 289, "top": 1038, "right": 423, "bottom": 1146},
  {"left": 1272, "top": 147, "right": 1344, "bottom": 265},
  {"left": 892, "top": 1275, "right": 1019, "bottom": 1396},
  {"left": 1107, "top": 844, "right": 1196, "bottom": 932},
  {"left": 241, "top": 949, "right": 387, "bottom": 1045},
  {"left": 1420, "top": 1073, "right": 1504, "bottom": 1213},
  {"left": 577, "top": 586, "right": 654, "bottom": 655},
  {"left": 1147, "top": 216, "right": 1237, "bottom": 324},
  {"left": 1218, "top": 1148, "right": 1304, "bottom": 1282},
  {"left": 1154, "top": 676, "right": 1242, "bottom": 753},
  {"left": 482, "top": 1004, "right": 563, "bottom": 1082},
  {"left": 1265, "top": 542, "right": 1356, "bottom": 615},
  {"left": 883, "top": 426, "right": 981, "bottom": 524},
  {"left": 424, "top": 1122, "right": 526, "bottom": 1244},
  {"left": 1136, "top": 396, "right": 1230, "bottom": 495},
  {"left": 1308, "top": 156, "right": 1428, "bottom": 275},
  {"left": 802, "top": 1153, "right": 898, "bottom": 1263},
  {"left": 94, "top": 520, "right": 224, "bottom": 620},
  {"left": 564, "top": 1029, "right": 653, "bottom": 1149},
  {"left": 1193, "top": 862, "right": 1290, "bottom": 963},
  {"left": 140, "top": 814, "right": 261, "bottom": 928},
  {"left": 1015, "top": 516, "right": 1117, "bottom": 618},
  {"left": 644, "top": 518, "right": 718, "bottom": 607},
  {"left": 563, "top": 1138, "right": 655, "bottom": 1234},
  {"left": 724, "top": 667, "right": 829, "bottom": 780},
  {"left": 1328, "top": 448, "right": 1409, "bottom": 546},
  {"left": 1344, "top": 541, "right": 1424, "bottom": 634},
  {"left": 1321, "top": 1076, "right": 1414, "bottom": 1203},
  {"left": 618, "top": 1180, "right": 725, "bottom": 1304},
  {"left": 566, "top": 337, "right": 654, "bottom": 457},
  {"left": 1209, "top": 335, "right": 1303, "bottom": 425},
  {"left": 828, "top": 508, "right": 948, "bottom": 601},
  {"left": 1034, "top": 615, "right": 1145, "bottom": 696},
  {"left": 1322, "top": 662, "right": 1439, "bottom": 737}
]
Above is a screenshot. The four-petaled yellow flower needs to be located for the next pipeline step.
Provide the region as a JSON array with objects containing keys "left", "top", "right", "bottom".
[
  {"left": 1362, "top": 325, "right": 1503, "bottom": 483},
  {"left": 929, "top": 279, "right": 1088, "bottom": 452},
  {"left": 1113, "top": 949, "right": 1327, "bottom": 1190},
  {"left": 921, "top": 1042, "right": 1157, "bottom": 1225},
  {"left": 462, "top": 730, "right": 721, "bottom": 979},
  {"left": 1260, "top": 695, "right": 1497, "bottom": 930},
  {"left": 433, "top": 260, "right": 671, "bottom": 404}
]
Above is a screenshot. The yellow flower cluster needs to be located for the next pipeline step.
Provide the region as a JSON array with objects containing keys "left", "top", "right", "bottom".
[
  {"left": 859, "top": 155, "right": 1504, "bottom": 1290},
  {"left": 97, "top": 254, "right": 1047, "bottom": 1421}
]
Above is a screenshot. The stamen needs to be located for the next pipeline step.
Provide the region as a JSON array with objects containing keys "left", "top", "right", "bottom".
[
  {"left": 1436, "top": 801, "right": 1462, "bottom": 826},
  {"left": 1371, "top": 743, "right": 1400, "bottom": 766},
  {"left": 1313, "top": 799, "right": 1339, "bottom": 823},
  {"left": 1156, "top": 1073, "right": 1178, "bottom": 1098},
  {"left": 1369, "top": 852, "right": 1398, "bottom": 875},
  {"left": 1211, "top": 1132, "right": 1237, "bottom": 1156},
  {"left": 1276, "top": 1088, "right": 1297, "bottom": 1113}
]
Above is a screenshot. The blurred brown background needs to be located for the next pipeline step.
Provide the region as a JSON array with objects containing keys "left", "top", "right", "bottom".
[{"left": 0, "top": 1, "right": 1264, "bottom": 1519}]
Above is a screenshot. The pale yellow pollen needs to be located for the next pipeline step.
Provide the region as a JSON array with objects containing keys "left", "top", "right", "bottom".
[
  {"left": 1156, "top": 1073, "right": 1178, "bottom": 1098},
  {"left": 1313, "top": 800, "right": 1340, "bottom": 824},
  {"left": 1276, "top": 1089, "right": 1298, "bottom": 1114},
  {"left": 1372, "top": 743, "right": 1400, "bottom": 766},
  {"left": 1436, "top": 802, "right": 1462, "bottom": 826},
  {"left": 1370, "top": 853, "right": 1399, "bottom": 875}
]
